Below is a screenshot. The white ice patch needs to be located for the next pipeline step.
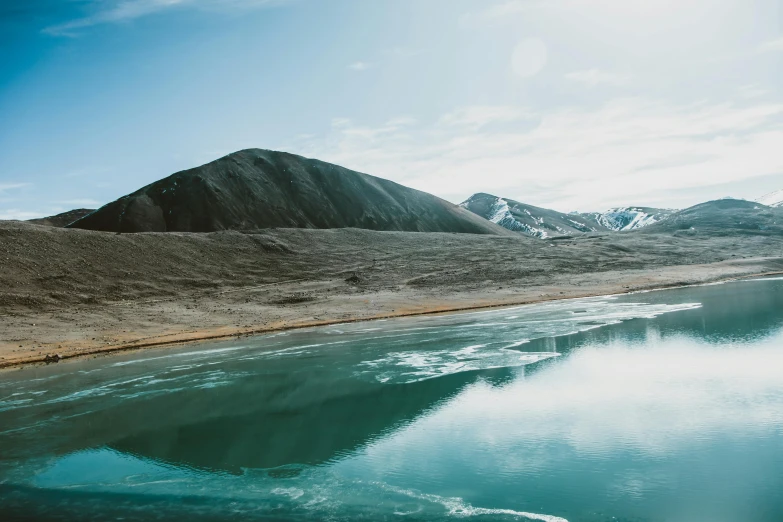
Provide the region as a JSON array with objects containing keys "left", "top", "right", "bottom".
[
  {"left": 380, "top": 484, "right": 569, "bottom": 522},
  {"left": 359, "top": 347, "right": 559, "bottom": 384},
  {"left": 757, "top": 189, "right": 783, "bottom": 207}
]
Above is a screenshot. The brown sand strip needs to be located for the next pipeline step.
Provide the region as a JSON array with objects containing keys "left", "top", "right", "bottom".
[{"left": 4, "top": 269, "right": 782, "bottom": 370}]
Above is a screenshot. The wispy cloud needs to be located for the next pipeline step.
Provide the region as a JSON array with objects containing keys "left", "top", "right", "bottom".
[
  {"left": 0, "top": 209, "right": 44, "bottom": 220},
  {"left": 565, "top": 69, "right": 631, "bottom": 87},
  {"left": 0, "top": 182, "right": 31, "bottom": 193},
  {"left": 461, "top": 0, "right": 541, "bottom": 26},
  {"left": 738, "top": 84, "right": 769, "bottom": 99},
  {"left": 295, "top": 98, "right": 783, "bottom": 211},
  {"left": 384, "top": 47, "right": 426, "bottom": 59},
  {"left": 347, "top": 61, "right": 372, "bottom": 71},
  {"left": 43, "top": 0, "right": 287, "bottom": 36},
  {"left": 440, "top": 106, "right": 533, "bottom": 130},
  {"left": 758, "top": 37, "right": 783, "bottom": 53}
]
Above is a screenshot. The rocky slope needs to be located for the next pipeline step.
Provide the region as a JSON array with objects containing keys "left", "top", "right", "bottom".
[
  {"left": 69, "top": 149, "right": 507, "bottom": 235},
  {"left": 460, "top": 193, "right": 607, "bottom": 238}
]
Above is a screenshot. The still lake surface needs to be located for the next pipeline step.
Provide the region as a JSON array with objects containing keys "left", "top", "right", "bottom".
[{"left": 1, "top": 278, "right": 783, "bottom": 521}]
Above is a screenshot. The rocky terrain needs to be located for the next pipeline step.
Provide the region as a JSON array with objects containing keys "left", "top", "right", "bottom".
[
  {"left": 69, "top": 149, "right": 506, "bottom": 235},
  {"left": 2, "top": 218, "right": 782, "bottom": 368}
]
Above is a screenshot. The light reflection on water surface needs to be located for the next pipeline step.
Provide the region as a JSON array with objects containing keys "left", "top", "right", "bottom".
[{"left": 1, "top": 278, "right": 782, "bottom": 521}]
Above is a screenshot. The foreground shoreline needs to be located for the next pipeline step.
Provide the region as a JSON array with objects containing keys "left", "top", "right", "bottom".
[{"left": 4, "top": 264, "right": 782, "bottom": 370}]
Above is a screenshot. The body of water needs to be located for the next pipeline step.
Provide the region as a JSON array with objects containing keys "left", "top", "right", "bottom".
[{"left": 2, "top": 278, "right": 783, "bottom": 521}]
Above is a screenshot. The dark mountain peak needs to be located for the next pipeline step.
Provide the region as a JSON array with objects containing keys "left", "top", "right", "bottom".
[{"left": 68, "top": 150, "right": 508, "bottom": 235}]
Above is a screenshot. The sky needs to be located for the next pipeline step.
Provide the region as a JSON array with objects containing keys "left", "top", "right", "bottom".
[{"left": 0, "top": 0, "right": 781, "bottom": 219}]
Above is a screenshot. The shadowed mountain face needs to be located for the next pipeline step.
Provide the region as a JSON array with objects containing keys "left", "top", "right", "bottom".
[
  {"left": 643, "top": 198, "right": 783, "bottom": 236},
  {"left": 68, "top": 149, "right": 507, "bottom": 235},
  {"left": 27, "top": 209, "right": 95, "bottom": 228},
  {"left": 460, "top": 192, "right": 607, "bottom": 238}
]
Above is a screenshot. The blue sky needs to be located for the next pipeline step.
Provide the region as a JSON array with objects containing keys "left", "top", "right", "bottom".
[{"left": 1, "top": 0, "right": 781, "bottom": 219}]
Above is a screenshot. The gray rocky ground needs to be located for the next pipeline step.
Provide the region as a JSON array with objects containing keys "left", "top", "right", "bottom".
[{"left": 2, "top": 220, "right": 782, "bottom": 368}]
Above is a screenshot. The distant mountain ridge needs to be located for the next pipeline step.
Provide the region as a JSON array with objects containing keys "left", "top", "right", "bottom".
[
  {"left": 460, "top": 193, "right": 606, "bottom": 238},
  {"left": 69, "top": 149, "right": 508, "bottom": 235},
  {"left": 461, "top": 192, "right": 782, "bottom": 238},
  {"left": 643, "top": 198, "right": 783, "bottom": 235},
  {"left": 27, "top": 209, "right": 95, "bottom": 228},
  {"left": 579, "top": 207, "right": 676, "bottom": 232}
]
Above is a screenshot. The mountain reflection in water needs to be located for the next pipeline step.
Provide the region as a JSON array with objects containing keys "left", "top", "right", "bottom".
[{"left": 1, "top": 277, "right": 782, "bottom": 522}]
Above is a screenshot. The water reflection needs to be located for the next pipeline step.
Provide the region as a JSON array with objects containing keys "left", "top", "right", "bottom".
[
  {"left": 1, "top": 278, "right": 782, "bottom": 522},
  {"left": 109, "top": 369, "right": 487, "bottom": 472}
]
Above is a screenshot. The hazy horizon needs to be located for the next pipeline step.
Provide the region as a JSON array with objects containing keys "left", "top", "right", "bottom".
[{"left": 1, "top": 0, "right": 781, "bottom": 219}]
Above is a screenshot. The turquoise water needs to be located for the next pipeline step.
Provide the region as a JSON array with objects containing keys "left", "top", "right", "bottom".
[{"left": 2, "top": 278, "right": 783, "bottom": 521}]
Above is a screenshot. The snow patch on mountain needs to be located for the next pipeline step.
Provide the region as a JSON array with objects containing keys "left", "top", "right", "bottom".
[
  {"left": 460, "top": 193, "right": 607, "bottom": 238},
  {"left": 486, "top": 198, "right": 549, "bottom": 238},
  {"left": 566, "top": 218, "right": 595, "bottom": 233},
  {"left": 757, "top": 189, "right": 783, "bottom": 208},
  {"left": 586, "top": 208, "right": 672, "bottom": 231}
]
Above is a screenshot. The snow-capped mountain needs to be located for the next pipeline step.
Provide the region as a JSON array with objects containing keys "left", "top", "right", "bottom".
[
  {"left": 460, "top": 193, "right": 678, "bottom": 237},
  {"left": 460, "top": 193, "right": 606, "bottom": 238},
  {"left": 580, "top": 207, "right": 676, "bottom": 232},
  {"left": 757, "top": 189, "right": 783, "bottom": 208}
]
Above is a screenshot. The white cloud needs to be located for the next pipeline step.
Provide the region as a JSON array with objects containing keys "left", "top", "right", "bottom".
[
  {"left": 477, "top": 0, "right": 534, "bottom": 19},
  {"left": 737, "top": 85, "right": 769, "bottom": 99},
  {"left": 464, "top": 0, "right": 706, "bottom": 27},
  {"left": 0, "top": 183, "right": 31, "bottom": 193},
  {"left": 43, "top": 0, "right": 287, "bottom": 36},
  {"left": 294, "top": 98, "right": 783, "bottom": 212},
  {"left": 348, "top": 61, "right": 372, "bottom": 71},
  {"left": 511, "top": 38, "right": 548, "bottom": 78},
  {"left": 460, "top": 0, "right": 542, "bottom": 26},
  {"left": 565, "top": 69, "right": 631, "bottom": 87},
  {"left": 384, "top": 47, "right": 426, "bottom": 59},
  {"left": 440, "top": 106, "right": 533, "bottom": 130},
  {"left": 758, "top": 37, "right": 783, "bottom": 53},
  {"left": 0, "top": 209, "right": 44, "bottom": 221}
]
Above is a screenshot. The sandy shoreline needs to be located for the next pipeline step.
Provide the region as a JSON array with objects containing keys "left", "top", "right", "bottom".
[{"left": 4, "top": 262, "right": 782, "bottom": 370}]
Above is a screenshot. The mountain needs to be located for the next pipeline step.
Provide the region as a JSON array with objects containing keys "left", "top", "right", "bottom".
[
  {"left": 459, "top": 193, "right": 607, "bottom": 238},
  {"left": 68, "top": 149, "right": 508, "bottom": 235},
  {"left": 757, "top": 189, "right": 783, "bottom": 208},
  {"left": 579, "top": 207, "right": 676, "bottom": 231},
  {"left": 27, "top": 209, "right": 95, "bottom": 228},
  {"left": 642, "top": 198, "right": 783, "bottom": 235}
]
